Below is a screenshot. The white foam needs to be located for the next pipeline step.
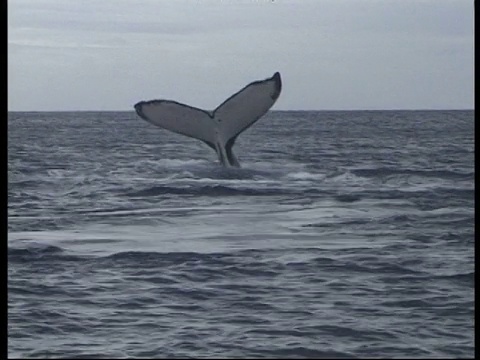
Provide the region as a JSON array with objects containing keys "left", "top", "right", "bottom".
[
  {"left": 327, "top": 171, "right": 370, "bottom": 185},
  {"left": 285, "top": 171, "right": 326, "bottom": 181},
  {"left": 156, "top": 158, "right": 210, "bottom": 167},
  {"left": 46, "top": 169, "right": 76, "bottom": 178}
]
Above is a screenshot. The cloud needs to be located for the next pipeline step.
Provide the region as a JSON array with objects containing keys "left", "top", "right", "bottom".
[{"left": 8, "top": 0, "right": 474, "bottom": 110}]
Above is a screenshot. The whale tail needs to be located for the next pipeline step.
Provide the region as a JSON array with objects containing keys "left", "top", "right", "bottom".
[{"left": 134, "top": 72, "right": 282, "bottom": 167}]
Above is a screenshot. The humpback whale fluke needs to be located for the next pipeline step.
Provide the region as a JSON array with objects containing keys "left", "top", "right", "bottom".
[{"left": 134, "top": 72, "right": 282, "bottom": 167}]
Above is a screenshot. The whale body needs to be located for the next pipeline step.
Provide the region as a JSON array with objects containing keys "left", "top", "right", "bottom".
[{"left": 134, "top": 72, "right": 282, "bottom": 167}]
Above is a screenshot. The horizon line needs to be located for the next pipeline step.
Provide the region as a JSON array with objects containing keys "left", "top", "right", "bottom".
[{"left": 7, "top": 108, "right": 474, "bottom": 113}]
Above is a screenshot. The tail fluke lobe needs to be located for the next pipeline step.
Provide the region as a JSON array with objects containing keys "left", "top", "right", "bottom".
[
  {"left": 134, "top": 72, "right": 282, "bottom": 167},
  {"left": 134, "top": 100, "right": 216, "bottom": 150},
  {"left": 213, "top": 72, "right": 282, "bottom": 147}
]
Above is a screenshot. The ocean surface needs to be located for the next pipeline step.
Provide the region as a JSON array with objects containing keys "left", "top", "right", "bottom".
[{"left": 8, "top": 110, "right": 474, "bottom": 358}]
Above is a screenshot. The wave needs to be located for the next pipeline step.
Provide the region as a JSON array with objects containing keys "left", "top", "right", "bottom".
[
  {"left": 431, "top": 271, "right": 474, "bottom": 285},
  {"left": 8, "top": 244, "right": 83, "bottom": 263},
  {"left": 128, "top": 184, "right": 292, "bottom": 197},
  {"left": 104, "top": 250, "right": 231, "bottom": 266},
  {"left": 351, "top": 167, "right": 473, "bottom": 180},
  {"left": 8, "top": 247, "right": 235, "bottom": 266}
]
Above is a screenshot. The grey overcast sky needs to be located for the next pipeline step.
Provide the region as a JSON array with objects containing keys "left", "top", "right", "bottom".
[{"left": 8, "top": 0, "right": 474, "bottom": 111}]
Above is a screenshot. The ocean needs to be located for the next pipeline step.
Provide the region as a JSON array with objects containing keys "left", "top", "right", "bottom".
[{"left": 8, "top": 110, "right": 474, "bottom": 358}]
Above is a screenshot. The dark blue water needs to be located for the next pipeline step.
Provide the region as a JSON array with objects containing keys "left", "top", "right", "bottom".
[{"left": 8, "top": 110, "right": 474, "bottom": 358}]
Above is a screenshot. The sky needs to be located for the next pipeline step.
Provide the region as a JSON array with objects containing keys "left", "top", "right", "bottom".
[{"left": 8, "top": 0, "right": 474, "bottom": 111}]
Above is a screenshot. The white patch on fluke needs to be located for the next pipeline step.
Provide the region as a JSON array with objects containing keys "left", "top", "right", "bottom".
[{"left": 134, "top": 72, "right": 282, "bottom": 167}]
